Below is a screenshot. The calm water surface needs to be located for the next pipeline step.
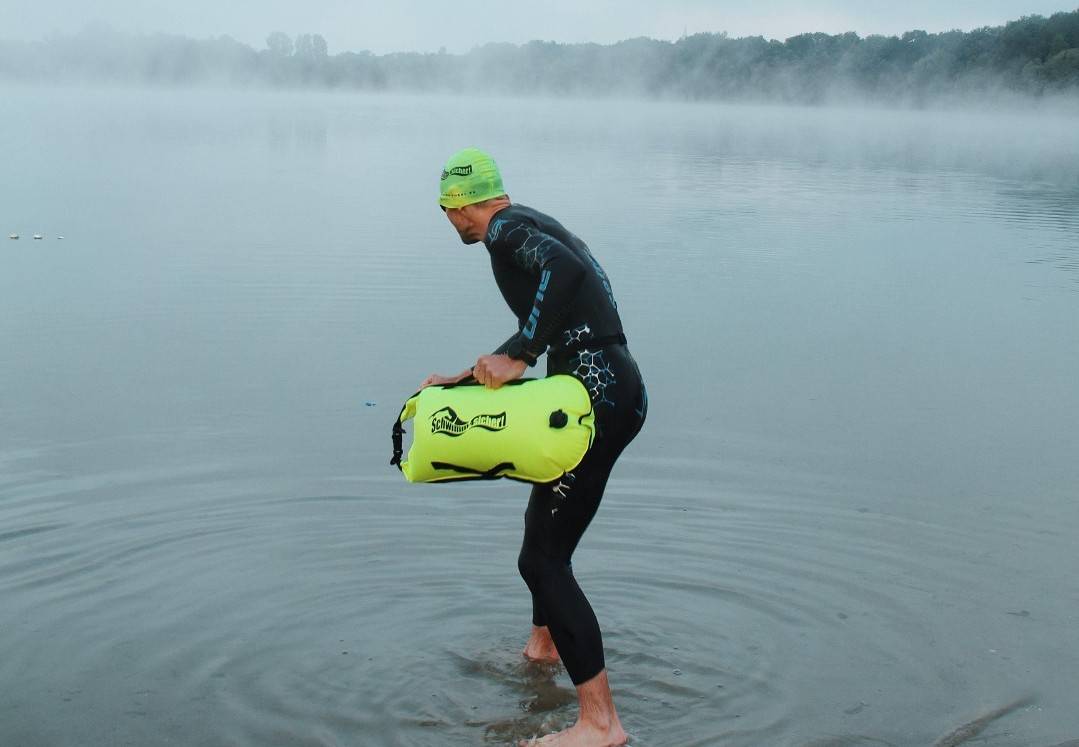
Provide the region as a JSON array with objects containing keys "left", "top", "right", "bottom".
[{"left": 2, "top": 88, "right": 1079, "bottom": 746}]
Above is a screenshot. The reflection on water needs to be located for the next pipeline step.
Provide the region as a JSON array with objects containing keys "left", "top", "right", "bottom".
[{"left": 2, "top": 89, "right": 1079, "bottom": 746}]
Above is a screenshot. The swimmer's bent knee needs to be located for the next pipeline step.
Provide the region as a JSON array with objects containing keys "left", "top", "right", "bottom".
[{"left": 517, "top": 549, "right": 565, "bottom": 589}]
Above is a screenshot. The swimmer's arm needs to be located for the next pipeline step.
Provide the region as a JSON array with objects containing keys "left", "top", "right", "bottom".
[
  {"left": 418, "top": 368, "right": 473, "bottom": 389},
  {"left": 505, "top": 231, "right": 586, "bottom": 362},
  {"left": 418, "top": 334, "right": 522, "bottom": 390},
  {"left": 492, "top": 333, "right": 517, "bottom": 356}
]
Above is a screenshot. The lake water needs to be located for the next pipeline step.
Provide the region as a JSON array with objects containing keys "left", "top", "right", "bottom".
[{"left": 2, "top": 87, "right": 1078, "bottom": 747}]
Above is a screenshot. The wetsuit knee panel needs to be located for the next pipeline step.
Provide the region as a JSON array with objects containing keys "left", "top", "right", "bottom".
[{"left": 517, "top": 548, "right": 567, "bottom": 586}]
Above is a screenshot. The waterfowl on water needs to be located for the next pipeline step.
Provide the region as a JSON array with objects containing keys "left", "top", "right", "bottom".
[
  {"left": 33, "top": 234, "right": 43, "bottom": 240},
  {"left": 7, "top": 234, "right": 17, "bottom": 240}
]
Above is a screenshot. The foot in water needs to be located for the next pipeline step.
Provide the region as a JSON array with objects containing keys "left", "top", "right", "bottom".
[
  {"left": 520, "top": 670, "right": 627, "bottom": 747},
  {"left": 521, "top": 720, "right": 628, "bottom": 746},
  {"left": 523, "top": 625, "right": 561, "bottom": 664}
]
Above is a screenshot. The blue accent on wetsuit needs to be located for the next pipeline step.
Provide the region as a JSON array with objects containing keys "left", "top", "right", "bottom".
[
  {"left": 484, "top": 204, "right": 648, "bottom": 686},
  {"left": 485, "top": 205, "right": 623, "bottom": 368}
]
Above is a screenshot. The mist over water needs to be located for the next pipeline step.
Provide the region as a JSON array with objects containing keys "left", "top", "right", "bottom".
[
  {"left": 3, "top": 9, "right": 1079, "bottom": 107},
  {"left": 2, "top": 88, "right": 1079, "bottom": 746}
]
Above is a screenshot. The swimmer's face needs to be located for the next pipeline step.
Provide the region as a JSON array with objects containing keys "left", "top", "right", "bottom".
[{"left": 442, "top": 204, "right": 483, "bottom": 245}]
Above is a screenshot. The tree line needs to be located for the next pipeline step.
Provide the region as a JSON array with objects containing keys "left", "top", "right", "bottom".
[{"left": 2, "top": 11, "right": 1078, "bottom": 104}]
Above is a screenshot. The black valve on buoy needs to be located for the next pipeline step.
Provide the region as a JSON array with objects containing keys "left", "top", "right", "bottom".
[{"left": 549, "top": 410, "right": 568, "bottom": 429}]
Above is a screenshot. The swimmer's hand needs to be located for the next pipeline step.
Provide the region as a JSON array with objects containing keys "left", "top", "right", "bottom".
[
  {"left": 419, "top": 368, "right": 473, "bottom": 390},
  {"left": 473, "top": 354, "right": 527, "bottom": 389}
]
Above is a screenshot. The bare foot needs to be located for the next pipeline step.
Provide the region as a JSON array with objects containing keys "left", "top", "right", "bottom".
[
  {"left": 520, "top": 670, "right": 627, "bottom": 746},
  {"left": 521, "top": 720, "right": 627, "bottom": 746},
  {"left": 523, "top": 625, "right": 561, "bottom": 664}
]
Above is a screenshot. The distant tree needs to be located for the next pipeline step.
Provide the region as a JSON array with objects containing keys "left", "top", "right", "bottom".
[
  {"left": 294, "top": 34, "right": 328, "bottom": 62},
  {"left": 1041, "top": 47, "right": 1079, "bottom": 87},
  {"left": 294, "top": 34, "right": 313, "bottom": 60},
  {"left": 266, "top": 31, "right": 293, "bottom": 57}
]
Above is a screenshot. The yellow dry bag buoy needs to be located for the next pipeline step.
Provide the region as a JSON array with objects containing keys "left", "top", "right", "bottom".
[{"left": 390, "top": 375, "right": 595, "bottom": 483}]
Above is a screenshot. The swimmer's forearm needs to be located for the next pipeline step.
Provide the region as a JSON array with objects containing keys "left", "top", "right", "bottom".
[{"left": 492, "top": 333, "right": 517, "bottom": 356}]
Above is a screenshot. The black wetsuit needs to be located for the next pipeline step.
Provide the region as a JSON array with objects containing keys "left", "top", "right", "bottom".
[{"left": 485, "top": 204, "right": 648, "bottom": 686}]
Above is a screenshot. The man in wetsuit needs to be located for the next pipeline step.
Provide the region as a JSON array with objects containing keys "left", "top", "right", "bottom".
[{"left": 421, "top": 147, "right": 647, "bottom": 747}]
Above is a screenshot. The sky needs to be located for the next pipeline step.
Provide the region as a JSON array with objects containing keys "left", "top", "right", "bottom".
[{"left": 1, "top": 1, "right": 1076, "bottom": 55}]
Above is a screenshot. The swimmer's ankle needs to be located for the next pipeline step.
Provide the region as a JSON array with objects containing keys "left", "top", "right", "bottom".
[{"left": 523, "top": 625, "right": 561, "bottom": 663}]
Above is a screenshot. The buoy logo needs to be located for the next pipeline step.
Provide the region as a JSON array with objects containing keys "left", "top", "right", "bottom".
[{"left": 430, "top": 407, "right": 507, "bottom": 436}]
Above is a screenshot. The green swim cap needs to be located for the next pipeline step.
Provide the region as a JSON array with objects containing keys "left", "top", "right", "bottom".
[{"left": 439, "top": 147, "right": 505, "bottom": 209}]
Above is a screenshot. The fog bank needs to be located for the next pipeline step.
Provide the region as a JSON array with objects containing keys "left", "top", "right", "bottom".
[{"left": 2, "top": 10, "right": 1078, "bottom": 106}]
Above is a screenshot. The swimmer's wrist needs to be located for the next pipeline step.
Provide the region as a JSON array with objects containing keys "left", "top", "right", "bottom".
[{"left": 504, "top": 338, "right": 539, "bottom": 367}]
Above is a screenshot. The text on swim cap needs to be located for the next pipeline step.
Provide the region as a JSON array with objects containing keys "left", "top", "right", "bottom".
[{"left": 440, "top": 165, "right": 473, "bottom": 180}]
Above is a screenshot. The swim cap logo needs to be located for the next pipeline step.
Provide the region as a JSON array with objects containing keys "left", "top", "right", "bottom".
[
  {"left": 430, "top": 406, "right": 507, "bottom": 436},
  {"left": 440, "top": 165, "right": 473, "bottom": 181}
]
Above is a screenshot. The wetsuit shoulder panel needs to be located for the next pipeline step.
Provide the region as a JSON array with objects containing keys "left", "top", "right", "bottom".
[
  {"left": 485, "top": 204, "right": 623, "bottom": 365},
  {"left": 486, "top": 206, "right": 587, "bottom": 360}
]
